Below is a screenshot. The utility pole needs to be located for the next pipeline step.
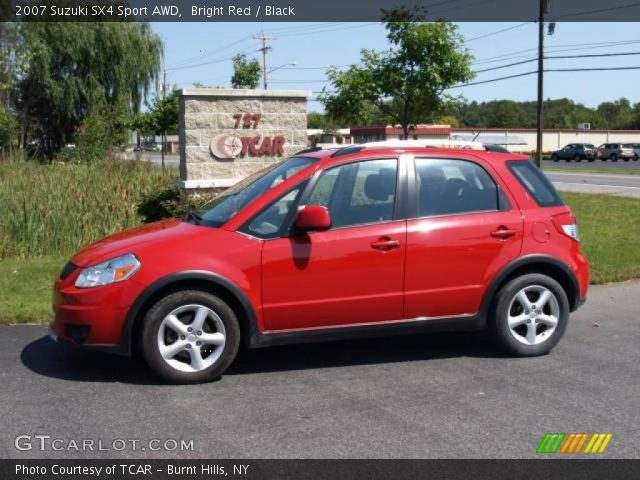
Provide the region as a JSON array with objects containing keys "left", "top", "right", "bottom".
[
  {"left": 160, "top": 44, "right": 167, "bottom": 169},
  {"left": 536, "top": 0, "right": 550, "bottom": 167},
  {"left": 253, "top": 33, "right": 274, "bottom": 90}
]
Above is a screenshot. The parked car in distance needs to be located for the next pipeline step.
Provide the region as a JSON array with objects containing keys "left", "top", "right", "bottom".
[
  {"left": 595, "top": 143, "right": 635, "bottom": 162},
  {"left": 133, "top": 145, "right": 144, "bottom": 152},
  {"left": 622, "top": 143, "right": 640, "bottom": 161},
  {"left": 144, "top": 143, "right": 161, "bottom": 152},
  {"left": 551, "top": 143, "right": 596, "bottom": 162},
  {"left": 50, "top": 142, "right": 590, "bottom": 384}
]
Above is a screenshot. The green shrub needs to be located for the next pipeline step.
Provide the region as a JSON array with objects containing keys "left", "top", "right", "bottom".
[{"left": 137, "top": 185, "right": 183, "bottom": 223}]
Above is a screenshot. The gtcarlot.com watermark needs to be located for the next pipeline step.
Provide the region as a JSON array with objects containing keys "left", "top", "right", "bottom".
[{"left": 15, "top": 434, "right": 194, "bottom": 452}]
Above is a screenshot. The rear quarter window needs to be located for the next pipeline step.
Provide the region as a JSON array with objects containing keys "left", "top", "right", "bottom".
[{"left": 507, "top": 160, "right": 564, "bottom": 207}]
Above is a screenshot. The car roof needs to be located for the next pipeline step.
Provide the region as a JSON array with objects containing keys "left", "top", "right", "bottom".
[{"left": 297, "top": 145, "right": 530, "bottom": 164}]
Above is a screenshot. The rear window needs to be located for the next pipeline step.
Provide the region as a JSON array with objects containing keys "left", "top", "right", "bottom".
[{"left": 507, "top": 160, "right": 564, "bottom": 207}]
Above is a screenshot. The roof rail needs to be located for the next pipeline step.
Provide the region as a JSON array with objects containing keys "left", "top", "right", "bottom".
[
  {"left": 358, "top": 139, "right": 485, "bottom": 150},
  {"left": 330, "top": 145, "right": 365, "bottom": 158}
]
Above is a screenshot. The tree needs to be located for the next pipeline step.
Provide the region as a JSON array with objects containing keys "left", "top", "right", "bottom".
[
  {"left": 0, "top": 103, "right": 17, "bottom": 150},
  {"left": 0, "top": 23, "right": 25, "bottom": 110},
  {"left": 16, "top": 22, "right": 162, "bottom": 151},
  {"left": 231, "top": 54, "right": 261, "bottom": 89},
  {"left": 320, "top": 8, "right": 474, "bottom": 138},
  {"left": 130, "top": 91, "right": 179, "bottom": 168}
]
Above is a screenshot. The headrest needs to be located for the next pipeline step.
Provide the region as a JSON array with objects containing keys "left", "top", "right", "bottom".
[{"left": 364, "top": 168, "right": 395, "bottom": 201}]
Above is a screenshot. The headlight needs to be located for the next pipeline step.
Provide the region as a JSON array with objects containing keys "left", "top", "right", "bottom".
[{"left": 75, "top": 254, "right": 141, "bottom": 288}]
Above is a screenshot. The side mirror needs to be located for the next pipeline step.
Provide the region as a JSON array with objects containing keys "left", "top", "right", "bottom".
[{"left": 295, "top": 205, "right": 332, "bottom": 232}]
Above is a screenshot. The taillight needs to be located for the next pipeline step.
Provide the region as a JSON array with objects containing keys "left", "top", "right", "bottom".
[{"left": 552, "top": 212, "right": 580, "bottom": 242}]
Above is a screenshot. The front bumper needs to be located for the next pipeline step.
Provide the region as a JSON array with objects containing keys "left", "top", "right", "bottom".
[{"left": 50, "top": 274, "right": 140, "bottom": 355}]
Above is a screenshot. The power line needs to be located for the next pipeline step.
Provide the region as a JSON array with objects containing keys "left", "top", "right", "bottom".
[
  {"left": 465, "top": 22, "right": 532, "bottom": 43},
  {"left": 166, "top": 36, "right": 252, "bottom": 69},
  {"left": 165, "top": 46, "right": 255, "bottom": 71},
  {"left": 450, "top": 65, "right": 640, "bottom": 89},
  {"left": 475, "top": 50, "right": 640, "bottom": 73},
  {"left": 473, "top": 39, "right": 640, "bottom": 65}
]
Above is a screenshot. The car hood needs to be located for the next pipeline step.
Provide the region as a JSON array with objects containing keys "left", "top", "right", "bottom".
[{"left": 71, "top": 218, "right": 206, "bottom": 267}]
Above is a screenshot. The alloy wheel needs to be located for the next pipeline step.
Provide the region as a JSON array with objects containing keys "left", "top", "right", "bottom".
[
  {"left": 506, "top": 285, "right": 560, "bottom": 346},
  {"left": 157, "top": 304, "right": 226, "bottom": 372}
]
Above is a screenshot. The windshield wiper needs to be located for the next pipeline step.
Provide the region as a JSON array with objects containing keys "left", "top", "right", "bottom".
[{"left": 185, "top": 209, "right": 203, "bottom": 225}]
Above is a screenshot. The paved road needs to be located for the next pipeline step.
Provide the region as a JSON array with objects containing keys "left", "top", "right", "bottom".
[
  {"left": 546, "top": 171, "right": 640, "bottom": 198},
  {"left": 1, "top": 281, "right": 639, "bottom": 459}
]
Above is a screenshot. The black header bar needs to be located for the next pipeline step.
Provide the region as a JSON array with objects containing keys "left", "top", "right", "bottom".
[{"left": 6, "top": 0, "right": 640, "bottom": 22}]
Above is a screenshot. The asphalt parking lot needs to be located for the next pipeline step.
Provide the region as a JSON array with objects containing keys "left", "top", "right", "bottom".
[{"left": 1, "top": 280, "right": 638, "bottom": 459}]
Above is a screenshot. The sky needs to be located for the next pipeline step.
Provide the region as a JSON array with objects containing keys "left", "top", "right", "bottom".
[{"left": 152, "top": 22, "right": 640, "bottom": 113}]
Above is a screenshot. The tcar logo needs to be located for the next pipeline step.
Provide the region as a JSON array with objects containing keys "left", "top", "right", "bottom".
[{"left": 210, "top": 134, "right": 286, "bottom": 160}]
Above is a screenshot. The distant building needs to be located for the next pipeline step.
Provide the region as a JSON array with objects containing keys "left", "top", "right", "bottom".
[{"left": 309, "top": 125, "right": 640, "bottom": 153}]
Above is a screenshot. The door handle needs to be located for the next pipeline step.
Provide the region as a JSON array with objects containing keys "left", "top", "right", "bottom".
[
  {"left": 371, "top": 237, "right": 401, "bottom": 251},
  {"left": 491, "top": 227, "right": 518, "bottom": 239}
]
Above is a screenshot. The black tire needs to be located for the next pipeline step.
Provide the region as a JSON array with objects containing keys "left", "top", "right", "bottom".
[
  {"left": 490, "top": 274, "right": 569, "bottom": 357},
  {"left": 588, "top": 157, "right": 596, "bottom": 162},
  {"left": 623, "top": 156, "right": 630, "bottom": 162},
  {"left": 140, "top": 290, "right": 240, "bottom": 384},
  {"left": 551, "top": 154, "right": 559, "bottom": 162},
  {"left": 573, "top": 154, "right": 581, "bottom": 162},
  {"left": 634, "top": 154, "right": 639, "bottom": 161},
  {"left": 610, "top": 154, "right": 618, "bottom": 162}
]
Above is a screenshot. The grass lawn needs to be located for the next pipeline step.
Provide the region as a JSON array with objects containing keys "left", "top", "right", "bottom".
[
  {"left": 0, "top": 193, "right": 638, "bottom": 324},
  {"left": 0, "top": 256, "right": 64, "bottom": 324},
  {"left": 562, "top": 192, "right": 640, "bottom": 285},
  {"left": 544, "top": 166, "right": 640, "bottom": 175}
]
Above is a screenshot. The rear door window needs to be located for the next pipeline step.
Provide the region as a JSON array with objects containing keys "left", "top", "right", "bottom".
[{"left": 414, "top": 158, "right": 508, "bottom": 217}]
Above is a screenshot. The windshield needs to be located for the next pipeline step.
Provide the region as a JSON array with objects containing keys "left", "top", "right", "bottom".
[{"left": 192, "top": 156, "right": 316, "bottom": 227}]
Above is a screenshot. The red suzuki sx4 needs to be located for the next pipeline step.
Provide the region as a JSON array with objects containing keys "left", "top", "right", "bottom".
[{"left": 50, "top": 144, "right": 589, "bottom": 383}]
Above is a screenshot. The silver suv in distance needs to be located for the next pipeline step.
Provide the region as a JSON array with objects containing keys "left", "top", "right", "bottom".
[{"left": 596, "top": 143, "right": 635, "bottom": 162}]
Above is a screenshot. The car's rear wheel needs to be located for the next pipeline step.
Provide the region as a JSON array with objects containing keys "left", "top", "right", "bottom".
[
  {"left": 610, "top": 154, "right": 618, "bottom": 162},
  {"left": 634, "top": 154, "right": 639, "bottom": 161},
  {"left": 491, "top": 274, "right": 569, "bottom": 357},
  {"left": 141, "top": 290, "right": 240, "bottom": 384},
  {"left": 573, "top": 154, "right": 581, "bottom": 162}
]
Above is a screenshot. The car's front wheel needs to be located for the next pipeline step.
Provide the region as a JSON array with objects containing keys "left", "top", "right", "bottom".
[
  {"left": 141, "top": 290, "right": 240, "bottom": 384},
  {"left": 491, "top": 274, "right": 569, "bottom": 357}
]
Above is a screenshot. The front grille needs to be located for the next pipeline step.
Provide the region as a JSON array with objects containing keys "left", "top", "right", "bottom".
[{"left": 59, "top": 262, "right": 78, "bottom": 280}]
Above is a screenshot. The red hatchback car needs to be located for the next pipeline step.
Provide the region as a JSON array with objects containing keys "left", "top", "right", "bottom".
[{"left": 50, "top": 144, "right": 589, "bottom": 383}]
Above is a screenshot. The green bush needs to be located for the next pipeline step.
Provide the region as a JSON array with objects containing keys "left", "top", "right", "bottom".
[
  {"left": 137, "top": 185, "right": 183, "bottom": 223},
  {"left": 0, "top": 158, "right": 178, "bottom": 258}
]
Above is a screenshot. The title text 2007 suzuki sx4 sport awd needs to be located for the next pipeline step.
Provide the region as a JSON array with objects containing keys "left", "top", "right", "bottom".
[{"left": 50, "top": 143, "right": 589, "bottom": 383}]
